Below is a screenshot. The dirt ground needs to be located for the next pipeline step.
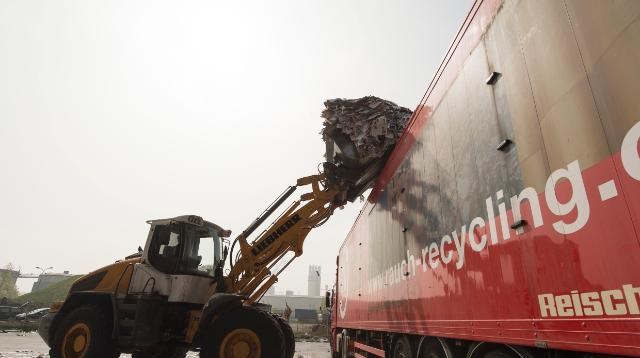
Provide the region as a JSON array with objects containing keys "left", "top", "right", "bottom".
[{"left": 0, "top": 331, "right": 331, "bottom": 358}]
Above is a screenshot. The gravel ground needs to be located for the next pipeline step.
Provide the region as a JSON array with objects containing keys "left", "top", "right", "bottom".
[{"left": 0, "top": 332, "right": 331, "bottom": 358}]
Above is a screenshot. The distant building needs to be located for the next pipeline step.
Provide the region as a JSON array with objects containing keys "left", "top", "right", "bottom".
[
  {"left": 32, "top": 271, "right": 74, "bottom": 292},
  {"left": 260, "top": 293, "right": 324, "bottom": 322},
  {"left": 285, "top": 290, "right": 294, "bottom": 296},
  {"left": 308, "top": 265, "right": 321, "bottom": 296}
]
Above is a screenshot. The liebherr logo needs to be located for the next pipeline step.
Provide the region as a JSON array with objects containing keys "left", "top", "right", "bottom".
[
  {"left": 251, "top": 214, "right": 302, "bottom": 255},
  {"left": 538, "top": 284, "right": 640, "bottom": 317}
]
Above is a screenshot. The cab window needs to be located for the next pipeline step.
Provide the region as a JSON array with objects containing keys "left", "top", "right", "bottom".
[
  {"left": 148, "top": 222, "right": 222, "bottom": 277},
  {"left": 148, "top": 223, "right": 182, "bottom": 274},
  {"left": 179, "top": 226, "right": 221, "bottom": 276}
]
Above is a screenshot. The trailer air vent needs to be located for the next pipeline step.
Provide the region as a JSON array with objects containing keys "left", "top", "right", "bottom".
[
  {"left": 496, "top": 139, "right": 513, "bottom": 152},
  {"left": 486, "top": 71, "right": 501, "bottom": 85}
]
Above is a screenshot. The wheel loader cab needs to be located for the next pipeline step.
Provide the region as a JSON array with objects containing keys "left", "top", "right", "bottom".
[
  {"left": 38, "top": 215, "right": 232, "bottom": 358},
  {"left": 145, "top": 218, "right": 224, "bottom": 277},
  {"left": 123, "top": 215, "right": 231, "bottom": 307}
]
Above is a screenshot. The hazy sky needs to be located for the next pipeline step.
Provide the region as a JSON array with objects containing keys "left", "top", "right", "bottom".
[{"left": 0, "top": 1, "right": 472, "bottom": 294}]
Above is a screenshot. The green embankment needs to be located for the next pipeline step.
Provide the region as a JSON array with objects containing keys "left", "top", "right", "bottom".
[
  {"left": 0, "top": 277, "right": 80, "bottom": 331},
  {"left": 13, "top": 275, "right": 81, "bottom": 309}
]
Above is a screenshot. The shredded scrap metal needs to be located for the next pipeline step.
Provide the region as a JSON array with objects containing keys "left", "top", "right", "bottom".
[{"left": 321, "top": 96, "right": 412, "bottom": 162}]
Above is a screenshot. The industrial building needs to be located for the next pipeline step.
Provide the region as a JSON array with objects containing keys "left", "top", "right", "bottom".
[
  {"left": 259, "top": 293, "right": 324, "bottom": 322},
  {"left": 307, "top": 265, "right": 321, "bottom": 297}
]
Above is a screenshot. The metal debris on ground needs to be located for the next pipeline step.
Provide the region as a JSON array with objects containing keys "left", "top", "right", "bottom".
[{"left": 321, "top": 96, "right": 412, "bottom": 162}]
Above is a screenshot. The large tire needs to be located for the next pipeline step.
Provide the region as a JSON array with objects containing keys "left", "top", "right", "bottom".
[
  {"left": 200, "top": 307, "right": 285, "bottom": 358},
  {"left": 50, "top": 305, "right": 117, "bottom": 358},
  {"left": 272, "top": 315, "right": 295, "bottom": 358},
  {"left": 480, "top": 346, "right": 537, "bottom": 358},
  {"left": 391, "top": 335, "right": 414, "bottom": 358},
  {"left": 418, "top": 338, "right": 449, "bottom": 358},
  {"left": 132, "top": 346, "right": 188, "bottom": 358},
  {"left": 483, "top": 348, "right": 516, "bottom": 358}
]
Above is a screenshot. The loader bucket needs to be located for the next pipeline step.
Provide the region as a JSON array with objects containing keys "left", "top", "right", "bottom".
[
  {"left": 323, "top": 127, "right": 392, "bottom": 202},
  {"left": 320, "top": 96, "right": 411, "bottom": 201}
]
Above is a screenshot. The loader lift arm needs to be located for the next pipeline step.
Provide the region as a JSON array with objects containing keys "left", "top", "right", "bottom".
[{"left": 224, "top": 173, "right": 345, "bottom": 303}]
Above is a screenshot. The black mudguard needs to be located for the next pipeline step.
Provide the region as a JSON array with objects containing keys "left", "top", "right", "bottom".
[
  {"left": 44, "top": 292, "right": 117, "bottom": 346},
  {"left": 193, "top": 293, "right": 244, "bottom": 345}
]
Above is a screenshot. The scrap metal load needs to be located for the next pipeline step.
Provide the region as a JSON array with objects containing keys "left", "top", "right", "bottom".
[{"left": 321, "top": 96, "right": 412, "bottom": 201}]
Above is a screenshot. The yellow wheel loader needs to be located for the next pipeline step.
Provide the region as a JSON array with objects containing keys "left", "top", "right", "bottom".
[
  {"left": 37, "top": 97, "right": 408, "bottom": 358},
  {"left": 37, "top": 141, "right": 389, "bottom": 358}
]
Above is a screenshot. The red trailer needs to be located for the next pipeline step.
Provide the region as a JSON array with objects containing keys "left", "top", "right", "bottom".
[{"left": 329, "top": 0, "right": 640, "bottom": 357}]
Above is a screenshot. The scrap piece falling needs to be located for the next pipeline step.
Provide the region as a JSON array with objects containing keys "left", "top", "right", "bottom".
[{"left": 321, "top": 96, "right": 412, "bottom": 162}]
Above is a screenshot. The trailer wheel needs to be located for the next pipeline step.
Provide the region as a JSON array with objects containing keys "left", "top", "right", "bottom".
[
  {"left": 50, "top": 305, "right": 116, "bottom": 358},
  {"left": 200, "top": 306, "right": 285, "bottom": 358},
  {"left": 417, "top": 337, "right": 451, "bottom": 358},
  {"left": 391, "top": 335, "right": 414, "bottom": 358},
  {"left": 483, "top": 348, "right": 516, "bottom": 358},
  {"left": 272, "top": 315, "right": 295, "bottom": 358}
]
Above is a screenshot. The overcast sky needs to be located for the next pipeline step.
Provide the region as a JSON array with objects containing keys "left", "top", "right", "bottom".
[{"left": 0, "top": 1, "right": 472, "bottom": 294}]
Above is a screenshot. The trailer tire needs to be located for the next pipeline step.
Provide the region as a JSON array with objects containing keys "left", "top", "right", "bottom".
[
  {"left": 417, "top": 337, "right": 452, "bottom": 358},
  {"left": 50, "top": 305, "right": 117, "bottom": 358},
  {"left": 391, "top": 335, "right": 414, "bottom": 358},
  {"left": 484, "top": 346, "right": 538, "bottom": 358},
  {"left": 483, "top": 348, "right": 516, "bottom": 358},
  {"left": 200, "top": 306, "right": 285, "bottom": 358},
  {"left": 273, "top": 315, "right": 295, "bottom": 358}
]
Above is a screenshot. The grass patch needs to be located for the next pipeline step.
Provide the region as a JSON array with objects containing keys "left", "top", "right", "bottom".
[{"left": 13, "top": 276, "right": 81, "bottom": 310}]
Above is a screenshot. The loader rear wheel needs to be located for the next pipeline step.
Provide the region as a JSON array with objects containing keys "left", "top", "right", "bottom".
[
  {"left": 200, "top": 307, "right": 285, "bottom": 358},
  {"left": 272, "top": 315, "right": 295, "bottom": 358},
  {"left": 50, "top": 305, "right": 116, "bottom": 358}
]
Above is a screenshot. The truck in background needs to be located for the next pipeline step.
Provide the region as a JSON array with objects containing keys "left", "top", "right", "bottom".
[{"left": 330, "top": 0, "right": 640, "bottom": 357}]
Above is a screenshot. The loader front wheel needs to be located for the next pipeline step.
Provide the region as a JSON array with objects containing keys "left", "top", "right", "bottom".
[
  {"left": 50, "top": 305, "right": 116, "bottom": 358},
  {"left": 200, "top": 307, "right": 285, "bottom": 358}
]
